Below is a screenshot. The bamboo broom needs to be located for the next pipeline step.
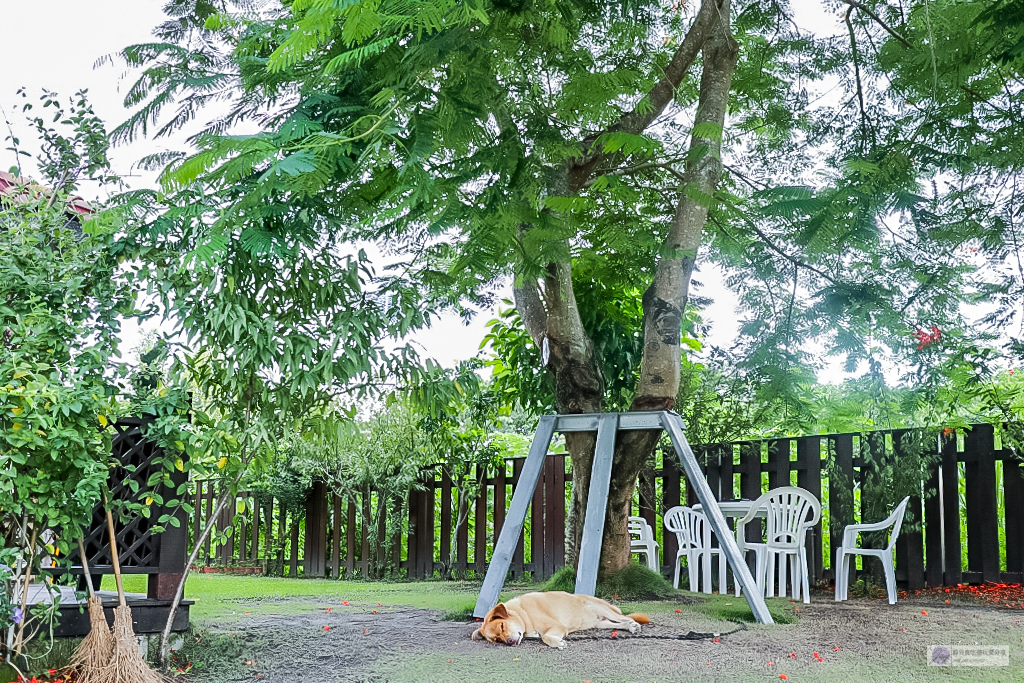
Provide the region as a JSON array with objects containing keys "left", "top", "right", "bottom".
[
  {"left": 66, "top": 537, "right": 113, "bottom": 683},
  {"left": 103, "top": 502, "right": 163, "bottom": 683}
]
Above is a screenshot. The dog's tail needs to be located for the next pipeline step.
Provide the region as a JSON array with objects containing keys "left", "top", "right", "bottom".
[{"left": 628, "top": 612, "right": 651, "bottom": 624}]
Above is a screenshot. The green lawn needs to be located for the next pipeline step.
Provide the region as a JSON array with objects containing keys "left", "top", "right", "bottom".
[
  {"left": 104, "top": 574, "right": 492, "bottom": 621},
  {"left": 102, "top": 573, "right": 794, "bottom": 624}
]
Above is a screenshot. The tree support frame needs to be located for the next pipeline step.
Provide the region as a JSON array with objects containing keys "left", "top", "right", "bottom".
[{"left": 473, "top": 411, "right": 773, "bottom": 625}]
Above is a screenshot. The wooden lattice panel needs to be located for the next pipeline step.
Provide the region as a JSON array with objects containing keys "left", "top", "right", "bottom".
[{"left": 70, "top": 417, "right": 187, "bottom": 574}]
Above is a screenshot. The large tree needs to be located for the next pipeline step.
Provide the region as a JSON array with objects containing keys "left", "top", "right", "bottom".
[{"left": 116, "top": 0, "right": 1024, "bottom": 577}]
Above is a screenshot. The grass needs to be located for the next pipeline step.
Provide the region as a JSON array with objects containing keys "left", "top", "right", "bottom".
[
  {"left": 98, "top": 565, "right": 790, "bottom": 626},
  {"left": 101, "top": 573, "right": 489, "bottom": 621},
  {"left": 689, "top": 592, "right": 798, "bottom": 624}
]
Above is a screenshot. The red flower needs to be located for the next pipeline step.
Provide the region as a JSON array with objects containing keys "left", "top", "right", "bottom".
[{"left": 914, "top": 326, "right": 941, "bottom": 349}]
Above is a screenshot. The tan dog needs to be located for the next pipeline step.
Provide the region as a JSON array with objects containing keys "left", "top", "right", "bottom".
[{"left": 471, "top": 591, "right": 651, "bottom": 649}]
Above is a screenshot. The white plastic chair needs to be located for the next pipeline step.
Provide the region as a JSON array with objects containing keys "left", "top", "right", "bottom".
[
  {"left": 736, "top": 487, "right": 820, "bottom": 603},
  {"left": 628, "top": 516, "right": 660, "bottom": 572},
  {"left": 834, "top": 495, "right": 911, "bottom": 605},
  {"left": 663, "top": 506, "right": 726, "bottom": 593}
]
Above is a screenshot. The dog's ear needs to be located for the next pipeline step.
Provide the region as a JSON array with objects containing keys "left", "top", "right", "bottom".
[
  {"left": 471, "top": 628, "right": 485, "bottom": 641},
  {"left": 485, "top": 603, "right": 508, "bottom": 621}
]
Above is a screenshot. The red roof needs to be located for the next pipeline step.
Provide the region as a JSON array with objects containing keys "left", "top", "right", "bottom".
[{"left": 0, "top": 170, "right": 93, "bottom": 215}]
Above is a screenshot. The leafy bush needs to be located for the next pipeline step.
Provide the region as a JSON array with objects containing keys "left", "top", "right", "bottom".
[{"left": 1, "top": 90, "right": 139, "bottom": 664}]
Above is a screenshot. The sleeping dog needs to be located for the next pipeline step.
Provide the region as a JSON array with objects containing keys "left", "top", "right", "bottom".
[{"left": 472, "top": 591, "right": 650, "bottom": 649}]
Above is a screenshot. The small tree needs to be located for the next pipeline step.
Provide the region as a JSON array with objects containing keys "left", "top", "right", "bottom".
[{"left": 1, "top": 91, "right": 138, "bottom": 668}]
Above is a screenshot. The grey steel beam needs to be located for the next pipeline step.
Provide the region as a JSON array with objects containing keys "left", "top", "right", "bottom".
[
  {"left": 473, "top": 415, "right": 557, "bottom": 618},
  {"left": 574, "top": 413, "right": 619, "bottom": 596},
  {"left": 616, "top": 412, "right": 667, "bottom": 430},
  {"left": 660, "top": 411, "right": 774, "bottom": 624},
  {"left": 552, "top": 414, "right": 603, "bottom": 432}
]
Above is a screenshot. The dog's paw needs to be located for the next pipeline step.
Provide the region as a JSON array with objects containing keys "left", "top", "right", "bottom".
[
  {"left": 628, "top": 620, "right": 641, "bottom": 634},
  {"left": 542, "top": 635, "right": 567, "bottom": 649}
]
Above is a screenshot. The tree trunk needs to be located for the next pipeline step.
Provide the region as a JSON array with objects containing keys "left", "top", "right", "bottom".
[
  {"left": 599, "top": 1, "right": 740, "bottom": 577},
  {"left": 512, "top": 0, "right": 739, "bottom": 579}
]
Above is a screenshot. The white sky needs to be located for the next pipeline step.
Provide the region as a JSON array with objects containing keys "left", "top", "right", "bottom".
[{"left": 1, "top": 1, "right": 849, "bottom": 379}]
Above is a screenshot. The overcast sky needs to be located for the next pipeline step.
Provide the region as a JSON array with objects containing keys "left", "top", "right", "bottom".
[{"left": 1, "top": 1, "right": 847, "bottom": 377}]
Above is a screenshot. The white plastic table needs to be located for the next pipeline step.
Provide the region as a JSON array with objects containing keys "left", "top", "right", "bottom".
[
  {"left": 693, "top": 500, "right": 767, "bottom": 520},
  {"left": 692, "top": 500, "right": 768, "bottom": 593}
]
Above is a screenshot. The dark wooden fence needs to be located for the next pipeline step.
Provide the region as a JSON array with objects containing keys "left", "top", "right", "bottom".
[{"left": 189, "top": 423, "right": 1023, "bottom": 588}]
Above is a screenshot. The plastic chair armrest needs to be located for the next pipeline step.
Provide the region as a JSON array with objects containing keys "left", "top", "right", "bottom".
[{"left": 845, "top": 518, "right": 895, "bottom": 534}]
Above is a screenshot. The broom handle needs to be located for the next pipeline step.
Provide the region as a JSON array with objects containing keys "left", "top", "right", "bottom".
[
  {"left": 104, "top": 502, "right": 127, "bottom": 608},
  {"left": 77, "top": 536, "right": 96, "bottom": 600}
]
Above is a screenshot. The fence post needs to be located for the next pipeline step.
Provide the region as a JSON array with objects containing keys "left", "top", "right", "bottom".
[
  {"left": 288, "top": 512, "right": 299, "bottom": 577},
  {"left": 440, "top": 468, "right": 454, "bottom": 578},
  {"left": 796, "top": 436, "right": 823, "bottom": 582},
  {"left": 362, "top": 486, "right": 373, "bottom": 578},
  {"left": 829, "top": 434, "right": 855, "bottom": 586},
  {"left": 332, "top": 493, "right": 341, "bottom": 579},
  {"left": 940, "top": 432, "right": 962, "bottom": 585},
  {"left": 249, "top": 495, "right": 260, "bottom": 565},
  {"left": 304, "top": 480, "right": 328, "bottom": 578},
  {"left": 892, "top": 429, "right": 925, "bottom": 591},
  {"left": 346, "top": 500, "right": 356, "bottom": 578},
  {"left": 1004, "top": 437, "right": 1024, "bottom": 581},
  {"left": 551, "top": 455, "right": 566, "bottom": 576},
  {"left": 662, "top": 448, "right": 682, "bottom": 574},
  {"left": 510, "top": 459, "right": 525, "bottom": 577},
  {"left": 964, "top": 425, "right": 1000, "bottom": 583},
  {"left": 493, "top": 462, "right": 506, "bottom": 573},
  {"left": 923, "top": 446, "right": 944, "bottom": 587},
  {"left": 149, "top": 460, "right": 189, "bottom": 600},
  {"left": 530, "top": 459, "right": 546, "bottom": 579}
]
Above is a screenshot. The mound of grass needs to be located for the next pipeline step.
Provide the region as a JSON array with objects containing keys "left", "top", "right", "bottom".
[
  {"left": 542, "top": 563, "right": 677, "bottom": 602},
  {"left": 542, "top": 566, "right": 578, "bottom": 593},
  {"left": 598, "top": 564, "right": 677, "bottom": 601}
]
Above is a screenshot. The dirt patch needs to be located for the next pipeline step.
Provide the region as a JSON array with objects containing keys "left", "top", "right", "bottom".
[{"left": 184, "top": 594, "right": 1024, "bottom": 682}]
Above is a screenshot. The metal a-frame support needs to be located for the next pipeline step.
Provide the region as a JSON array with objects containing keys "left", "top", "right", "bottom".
[{"left": 472, "top": 410, "right": 773, "bottom": 625}]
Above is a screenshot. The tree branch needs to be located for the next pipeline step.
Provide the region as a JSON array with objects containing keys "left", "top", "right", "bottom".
[
  {"left": 568, "top": 0, "right": 718, "bottom": 191},
  {"left": 840, "top": 0, "right": 913, "bottom": 48},
  {"left": 845, "top": 7, "right": 875, "bottom": 148},
  {"left": 633, "top": 0, "right": 739, "bottom": 410},
  {"left": 714, "top": 214, "right": 837, "bottom": 284},
  {"left": 512, "top": 276, "right": 548, "bottom": 350},
  {"left": 582, "top": 159, "right": 686, "bottom": 187}
]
